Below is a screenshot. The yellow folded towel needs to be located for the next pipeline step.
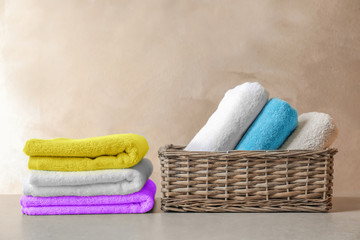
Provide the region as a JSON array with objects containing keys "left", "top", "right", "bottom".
[{"left": 24, "top": 134, "right": 149, "bottom": 171}]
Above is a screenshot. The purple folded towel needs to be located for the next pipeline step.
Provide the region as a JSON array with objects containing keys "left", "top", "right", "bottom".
[{"left": 21, "top": 179, "right": 156, "bottom": 215}]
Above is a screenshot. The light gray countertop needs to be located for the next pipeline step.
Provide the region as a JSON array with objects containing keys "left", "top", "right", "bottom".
[{"left": 1, "top": 195, "right": 360, "bottom": 240}]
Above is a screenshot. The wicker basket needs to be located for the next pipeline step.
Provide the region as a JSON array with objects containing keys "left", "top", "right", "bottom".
[{"left": 159, "top": 145, "right": 337, "bottom": 213}]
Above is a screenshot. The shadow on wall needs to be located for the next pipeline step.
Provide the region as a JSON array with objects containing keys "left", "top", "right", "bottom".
[{"left": 331, "top": 197, "right": 360, "bottom": 213}]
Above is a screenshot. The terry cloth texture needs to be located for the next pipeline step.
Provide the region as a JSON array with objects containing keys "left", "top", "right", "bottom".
[
  {"left": 24, "top": 134, "right": 149, "bottom": 171},
  {"left": 21, "top": 179, "right": 156, "bottom": 215},
  {"left": 280, "top": 112, "right": 338, "bottom": 150},
  {"left": 236, "top": 98, "right": 298, "bottom": 150},
  {"left": 185, "top": 82, "right": 269, "bottom": 151},
  {"left": 24, "top": 158, "right": 153, "bottom": 197}
]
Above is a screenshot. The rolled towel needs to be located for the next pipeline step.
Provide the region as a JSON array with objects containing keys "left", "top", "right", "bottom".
[
  {"left": 21, "top": 179, "right": 156, "bottom": 215},
  {"left": 236, "top": 98, "right": 298, "bottom": 150},
  {"left": 280, "top": 112, "right": 338, "bottom": 150},
  {"left": 185, "top": 82, "right": 269, "bottom": 151},
  {"left": 24, "top": 158, "right": 153, "bottom": 197},
  {"left": 23, "top": 133, "right": 149, "bottom": 171}
]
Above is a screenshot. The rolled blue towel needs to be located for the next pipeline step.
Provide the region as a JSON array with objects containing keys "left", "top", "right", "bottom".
[{"left": 235, "top": 98, "right": 298, "bottom": 150}]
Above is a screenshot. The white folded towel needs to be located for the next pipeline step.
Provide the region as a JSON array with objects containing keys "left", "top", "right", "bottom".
[
  {"left": 23, "top": 158, "right": 153, "bottom": 197},
  {"left": 185, "top": 82, "right": 269, "bottom": 151},
  {"left": 280, "top": 112, "right": 338, "bottom": 150}
]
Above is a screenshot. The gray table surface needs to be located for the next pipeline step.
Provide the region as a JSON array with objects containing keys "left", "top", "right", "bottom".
[{"left": 1, "top": 195, "right": 360, "bottom": 240}]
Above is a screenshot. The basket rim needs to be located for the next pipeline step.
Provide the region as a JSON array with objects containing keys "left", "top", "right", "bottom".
[{"left": 158, "top": 144, "right": 338, "bottom": 158}]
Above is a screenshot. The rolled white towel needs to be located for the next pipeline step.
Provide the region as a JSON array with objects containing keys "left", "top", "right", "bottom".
[
  {"left": 280, "top": 112, "right": 338, "bottom": 150},
  {"left": 185, "top": 82, "right": 269, "bottom": 151}
]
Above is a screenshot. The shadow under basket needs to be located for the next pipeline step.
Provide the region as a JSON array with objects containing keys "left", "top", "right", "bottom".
[{"left": 159, "top": 145, "right": 337, "bottom": 213}]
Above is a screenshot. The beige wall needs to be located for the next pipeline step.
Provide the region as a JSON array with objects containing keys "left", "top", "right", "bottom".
[{"left": 1, "top": 0, "right": 359, "bottom": 197}]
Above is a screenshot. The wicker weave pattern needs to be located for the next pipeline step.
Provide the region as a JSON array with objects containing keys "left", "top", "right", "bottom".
[{"left": 159, "top": 145, "right": 336, "bottom": 212}]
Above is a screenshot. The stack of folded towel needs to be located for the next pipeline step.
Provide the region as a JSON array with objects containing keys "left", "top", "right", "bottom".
[
  {"left": 186, "top": 82, "right": 338, "bottom": 151},
  {"left": 21, "top": 134, "right": 156, "bottom": 215}
]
